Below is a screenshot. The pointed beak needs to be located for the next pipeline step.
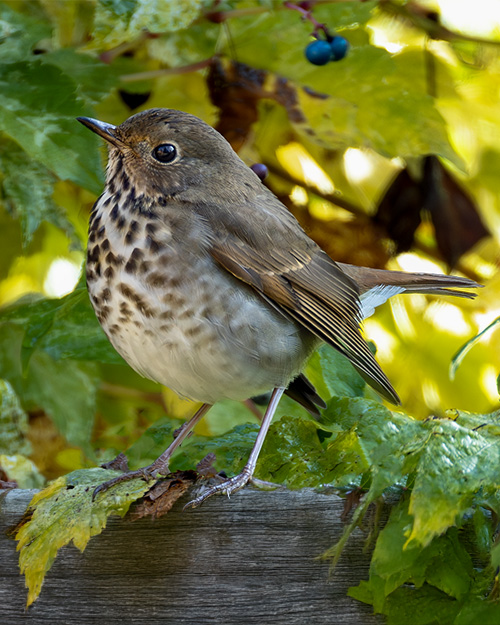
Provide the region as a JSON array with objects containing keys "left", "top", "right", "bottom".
[{"left": 77, "top": 117, "right": 124, "bottom": 149}]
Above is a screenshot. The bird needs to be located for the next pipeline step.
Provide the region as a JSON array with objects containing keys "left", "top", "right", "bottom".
[{"left": 77, "top": 108, "right": 481, "bottom": 508}]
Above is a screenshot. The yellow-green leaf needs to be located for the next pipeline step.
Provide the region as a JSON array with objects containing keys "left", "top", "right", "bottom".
[{"left": 16, "top": 468, "right": 150, "bottom": 606}]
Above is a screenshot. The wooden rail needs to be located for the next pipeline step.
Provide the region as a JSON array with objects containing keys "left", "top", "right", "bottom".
[{"left": 1, "top": 488, "right": 382, "bottom": 624}]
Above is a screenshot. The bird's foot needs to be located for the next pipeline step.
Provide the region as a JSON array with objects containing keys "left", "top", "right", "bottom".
[
  {"left": 92, "top": 460, "right": 168, "bottom": 501},
  {"left": 184, "top": 469, "right": 252, "bottom": 509},
  {"left": 183, "top": 471, "right": 283, "bottom": 509}
]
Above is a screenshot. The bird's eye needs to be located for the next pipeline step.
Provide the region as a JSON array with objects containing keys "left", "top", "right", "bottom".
[{"left": 152, "top": 143, "right": 177, "bottom": 163}]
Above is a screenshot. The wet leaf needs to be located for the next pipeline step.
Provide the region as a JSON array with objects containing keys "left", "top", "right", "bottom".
[{"left": 15, "top": 468, "right": 150, "bottom": 606}]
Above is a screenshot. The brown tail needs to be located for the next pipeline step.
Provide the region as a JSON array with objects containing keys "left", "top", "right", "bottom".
[{"left": 337, "top": 262, "right": 482, "bottom": 299}]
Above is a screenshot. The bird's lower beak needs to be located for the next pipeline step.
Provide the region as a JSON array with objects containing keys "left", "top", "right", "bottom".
[{"left": 77, "top": 117, "right": 124, "bottom": 149}]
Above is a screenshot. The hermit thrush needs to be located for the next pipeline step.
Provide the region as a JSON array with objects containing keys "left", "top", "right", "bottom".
[{"left": 78, "top": 109, "right": 480, "bottom": 507}]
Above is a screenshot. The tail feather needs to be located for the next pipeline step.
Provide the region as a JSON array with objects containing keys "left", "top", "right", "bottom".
[
  {"left": 285, "top": 373, "right": 327, "bottom": 417},
  {"left": 337, "top": 262, "right": 481, "bottom": 298}
]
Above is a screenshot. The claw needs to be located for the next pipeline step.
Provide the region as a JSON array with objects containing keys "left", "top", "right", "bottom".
[{"left": 184, "top": 471, "right": 251, "bottom": 509}]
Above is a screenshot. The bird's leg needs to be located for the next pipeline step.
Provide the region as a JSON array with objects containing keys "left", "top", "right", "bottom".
[
  {"left": 184, "top": 387, "right": 285, "bottom": 509},
  {"left": 92, "top": 403, "right": 212, "bottom": 500}
]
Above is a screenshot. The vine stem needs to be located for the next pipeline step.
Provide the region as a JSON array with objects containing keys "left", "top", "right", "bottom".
[
  {"left": 283, "top": 1, "right": 330, "bottom": 39},
  {"left": 120, "top": 58, "right": 214, "bottom": 83}
]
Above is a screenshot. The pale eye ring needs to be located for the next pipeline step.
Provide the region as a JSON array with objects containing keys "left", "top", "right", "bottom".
[{"left": 152, "top": 143, "right": 177, "bottom": 163}]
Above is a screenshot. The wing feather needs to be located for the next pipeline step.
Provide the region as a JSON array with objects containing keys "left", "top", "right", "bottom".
[{"left": 210, "top": 239, "right": 400, "bottom": 404}]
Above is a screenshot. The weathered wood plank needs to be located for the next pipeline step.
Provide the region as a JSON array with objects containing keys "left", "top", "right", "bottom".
[{"left": 0, "top": 488, "right": 382, "bottom": 625}]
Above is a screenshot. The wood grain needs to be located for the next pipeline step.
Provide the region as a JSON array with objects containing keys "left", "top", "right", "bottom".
[{"left": 0, "top": 488, "right": 382, "bottom": 624}]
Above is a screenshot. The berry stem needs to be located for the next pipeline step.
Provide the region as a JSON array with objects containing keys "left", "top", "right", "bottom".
[{"left": 283, "top": 1, "right": 330, "bottom": 39}]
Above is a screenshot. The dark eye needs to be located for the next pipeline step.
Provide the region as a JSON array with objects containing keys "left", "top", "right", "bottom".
[{"left": 152, "top": 143, "right": 177, "bottom": 163}]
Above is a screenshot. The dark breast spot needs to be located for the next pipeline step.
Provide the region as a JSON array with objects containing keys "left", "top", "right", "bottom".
[
  {"left": 88, "top": 244, "right": 100, "bottom": 263},
  {"left": 146, "top": 272, "right": 168, "bottom": 288},
  {"left": 97, "top": 305, "right": 110, "bottom": 323},
  {"left": 104, "top": 266, "right": 115, "bottom": 280},
  {"left": 120, "top": 301, "right": 132, "bottom": 316},
  {"left": 105, "top": 251, "right": 124, "bottom": 266},
  {"left": 162, "top": 292, "right": 186, "bottom": 307},
  {"left": 125, "top": 257, "right": 137, "bottom": 274},
  {"left": 146, "top": 235, "right": 160, "bottom": 254},
  {"left": 118, "top": 283, "right": 155, "bottom": 318},
  {"left": 110, "top": 204, "right": 119, "bottom": 222},
  {"left": 145, "top": 222, "right": 159, "bottom": 236},
  {"left": 101, "top": 287, "right": 111, "bottom": 301},
  {"left": 185, "top": 325, "right": 203, "bottom": 338},
  {"left": 130, "top": 248, "right": 144, "bottom": 261}
]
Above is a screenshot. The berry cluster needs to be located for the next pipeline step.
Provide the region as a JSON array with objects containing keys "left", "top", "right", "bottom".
[{"left": 305, "top": 36, "right": 349, "bottom": 66}]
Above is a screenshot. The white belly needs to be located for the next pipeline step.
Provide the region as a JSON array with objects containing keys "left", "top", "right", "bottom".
[{"left": 89, "top": 257, "right": 317, "bottom": 404}]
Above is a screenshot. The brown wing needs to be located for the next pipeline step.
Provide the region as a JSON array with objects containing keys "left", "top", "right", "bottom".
[{"left": 210, "top": 238, "right": 400, "bottom": 405}]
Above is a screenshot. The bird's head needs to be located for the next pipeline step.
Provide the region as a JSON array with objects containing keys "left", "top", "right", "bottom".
[{"left": 78, "top": 108, "right": 257, "bottom": 200}]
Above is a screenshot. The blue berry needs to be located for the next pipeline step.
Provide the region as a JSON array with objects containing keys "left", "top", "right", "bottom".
[
  {"left": 251, "top": 163, "right": 268, "bottom": 181},
  {"left": 329, "top": 36, "right": 349, "bottom": 61},
  {"left": 305, "top": 40, "right": 332, "bottom": 66}
]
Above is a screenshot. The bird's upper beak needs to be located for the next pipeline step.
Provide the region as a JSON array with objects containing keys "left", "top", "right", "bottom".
[{"left": 77, "top": 117, "right": 125, "bottom": 149}]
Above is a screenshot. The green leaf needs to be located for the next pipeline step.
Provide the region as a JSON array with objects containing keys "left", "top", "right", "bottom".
[
  {"left": 305, "top": 343, "right": 366, "bottom": 401},
  {"left": 370, "top": 499, "right": 473, "bottom": 600},
  {"left": 226, "top": 6, "right": 460, "bottom": 166},
  {"left": 0, "top": 454, "right": 45, "bottom": 489},
  {"left": 0, "top": 3, "right": 52, "bottom": 62},
  {"left": 450, "top": 317, "right": 500, "bottom": 379},
  {"left": 0, "top": 61, "right": 103, "bottom": 193},
  {"left": 0, "top": 378, "right": 31, "bottom": 455},
  {"left": 0, "top": 285, "right": 124, "bottom": 366},
  {"left": 381, "top": 584, "right": 460, "bottom": 625},
  {"left": 125, "top": 417, "right": 178, "bottom": 469},
  {"left": 92, "top": 0, "right": 205, "bottom": 49},
  {"left": 25, "top": 351, "right": 99, "bottom": 454},
  {"left": 0, "top": 138, "right": 76, "bottom": 246},
  {"left": 42, "top": 48, "right": 121, "bottom": 106},
  {"left": 408, "top": 415, "right": 500, "bottom": 548},
  {"left": 172, "top": 422, "right": 259, "bottom": 475},
  {"left": 16, "top": 468, "right": 149, "bottom": 606},
  {"left": 455, "top": 598, "right": 500, "bottom": 625}
]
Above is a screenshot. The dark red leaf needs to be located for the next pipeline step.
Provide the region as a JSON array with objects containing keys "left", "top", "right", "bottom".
[
  {"left": 422, "top": 156, "right": 490, "bottom": 268},
  {"left": 373, "top": 168, "right": 423, "bottom": 252}
]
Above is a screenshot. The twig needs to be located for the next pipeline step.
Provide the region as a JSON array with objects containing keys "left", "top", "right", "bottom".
[
  {"left": 120, "top": 58, "right": 213, "bottom": 83},
  {"left": 283, "top": 2, "right": 330, "bottom": 39}
]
